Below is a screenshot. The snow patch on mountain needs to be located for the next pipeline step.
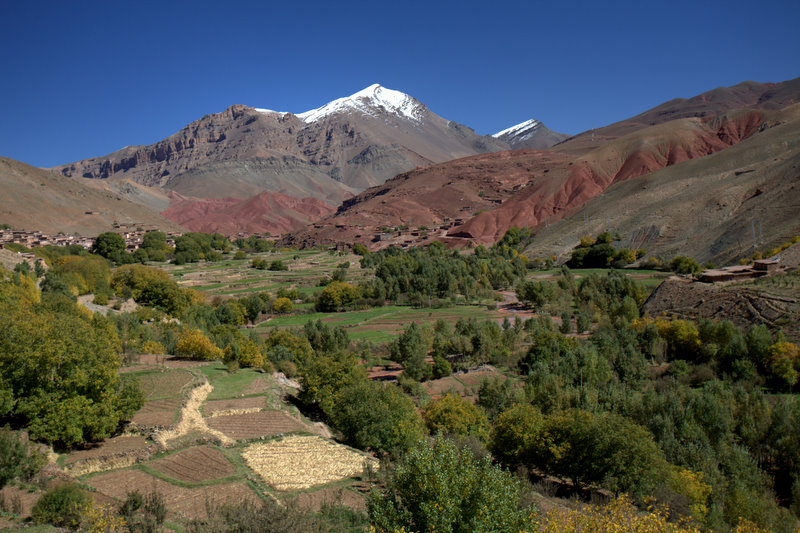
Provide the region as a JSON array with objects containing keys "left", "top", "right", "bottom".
[
  {"left": 296, "top": 84, "right": 424, "bottom": 123},
  {"left": 493, "top": 119, "right": 541, "bottom": 139},
  {"left": 254, "top": 108, "right": 288, "bottom": 116}
]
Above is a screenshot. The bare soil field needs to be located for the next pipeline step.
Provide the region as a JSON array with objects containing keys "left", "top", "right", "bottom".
[
  {"left": 86, "top": 469, "right": 259, "bottom": 519},
  {"left": 423, "top": 368, "right": 506, "bottom": 399},
  {"left": 122, "top": 354, "right": 210, "bottom": 371},
  {"left": 0, "top": 485, "right": 40, "bottom": 521},
  {"left": 241, "top": 376, "right": 273, "bottom": 395},
  {"left": 137, "top": 370, "right": 194, "bottom": 400},
  {"left": 63, "top": 435, "right": 150, "bottom": 465},
  {"left": 148, "top": 446, "right": 236, "bottom": 483},
  {"left": 643, "top": 272, "right": 800, "bottom": 341},
  {"left": 205, "top": 411, "right": 305, "bottom": 440},
  {"left": 203, "top": 396, "right": 266, "bottom": 416},
  {"left": 242, "top": 435, "right": 377, "bottom": 491},
  {"left": 133, "top": 397, "right": 182, "bottom": 428},
  {"left": 291, "top": 486, "right": 367, "bottom": 512}
]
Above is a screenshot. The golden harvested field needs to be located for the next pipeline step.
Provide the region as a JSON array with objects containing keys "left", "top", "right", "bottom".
[
  {"left": 205, "top": 410, "right": 304, "bottom": 440},
  {"left": 241, "top": 435, "right": 377, "bottom": 490},
  {"left": 148, "top": 446, "right": 236, "bottom": 482}
]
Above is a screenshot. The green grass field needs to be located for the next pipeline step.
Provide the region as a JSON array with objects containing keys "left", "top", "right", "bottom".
[{"left": 256, "top": 304, "right": 504, "bottom": 344}]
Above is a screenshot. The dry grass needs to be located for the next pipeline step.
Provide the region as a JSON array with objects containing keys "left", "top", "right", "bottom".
[
  {"left": 241, "top": 435, "right": 377, "bottom": 491},
  {"left": 154, "top": 381, "right": 234, "bottom": 448}
]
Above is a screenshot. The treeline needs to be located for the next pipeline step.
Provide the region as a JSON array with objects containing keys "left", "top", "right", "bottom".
[{"left": 348, "top": 237, "right": 528, "bottom": 307}]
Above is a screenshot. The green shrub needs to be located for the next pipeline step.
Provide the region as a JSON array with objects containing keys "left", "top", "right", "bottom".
[{"left": 31, "top": 483, "right": 92, "bottom": 529}]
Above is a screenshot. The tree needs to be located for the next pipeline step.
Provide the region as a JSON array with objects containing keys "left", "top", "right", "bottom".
[
  {"left": 389, "top": 322, "right": 429, "bottom": 380},
  {"left": 92, "top": 232, "right": 126, "bottom": 261},
  {"left": 670, "top": 255, "right": 701, "bottom": 275},
  {"left": 488, "top": 403, "right": 545, "bottom": 467},
  {"left": 175, "top": 329, "right": 223, "bottom": 360},
  {"left": 768, "top": 341, "right": 799, "bottom": 389},
  {"left": 534, "top": 409, "right": 669, "bottom": 497},
  {"left": 316, "top": 281, "right": 357, "bottom": 311},
  {"left": 329, "top": 380, "right": 425, "bottom": 454},
  {"left": 303, "top": 319, "right": 349, "bottom": 354},
  {"left": 368, "top": 437, "right": 536, "bottom": 532},
  {"left": 264, "top": 330, "right": 313, "bottom": 367},
  {"left": 0, "top": 304, "right": 143, "bottom": 447},
  {"left": 141, "top": 230, "right": 167, "bottom": 252},
  {"left": 268, "top": 260, "right": 288, "bottom": 271},
  {"left": 271, "top": 297, "right": 294, "bottom": 313},
  {"left": 423, "top": 394, "right": 490, "bottom": 442},
  {"left": 297, "top": 352, "right": 366, "bottom": 414}
]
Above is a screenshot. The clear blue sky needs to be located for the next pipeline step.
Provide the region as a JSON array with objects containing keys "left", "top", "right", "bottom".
[{"left": 2, "top": 0, "right": 798, "bottom": 167}]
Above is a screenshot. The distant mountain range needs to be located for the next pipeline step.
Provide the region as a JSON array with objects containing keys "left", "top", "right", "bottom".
[{"left": 47, "top": 84, "right": 564, "bottom": 235}]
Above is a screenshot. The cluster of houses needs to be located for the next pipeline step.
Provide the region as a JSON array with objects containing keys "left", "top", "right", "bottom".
[
  {"left": 364, "top": 218, "right": 467, "bottom": 248},
  {"left": 0, "top": 227, "right": 184, "bottom": 255},
  {"left": 0, "top": 229, "right": 95, "bottom": 249},
  {"left": 699, "top": 258, "right": 782, "bottom": 283}
]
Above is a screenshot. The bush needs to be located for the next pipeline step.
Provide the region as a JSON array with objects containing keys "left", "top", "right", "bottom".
[
  {"left": 368, "top": 437, "right": 536, "bottom": 532},
  {"left": 268, "top": 260, "right": 288, "bottom": 271},
  {"left": 31, "top": 483, "right": 92, "bottom": 529},
  {"left": 670, "top": 255, "right": 701, "bottom": 275},
  {"left": 423, "top": 394, "right": 490, "bottom": 442},
  {"left": 277, "top": 360, "right": 297, "bottom": 378},
  {"left": 92, "top": 292, "right": 109, "bottom": 305},
  {"left": 271, "top": 297, "right": 294, "bottom": 314}
]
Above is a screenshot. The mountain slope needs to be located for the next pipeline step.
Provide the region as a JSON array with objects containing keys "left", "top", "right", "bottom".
[
  {"left": 520, "top": 103, "right": 800, "bottom": 265},
  {"left": 553, "top": 77, "right": 800, "bottom": 155},
  {"left": 455, "top": 108, "right": 768, "bottom": 243},
  {"left": 0, "top": 157, "right": 182, "bottom": 235},
  {"left": 161, "top": 191, "right": 335, "bottom": 235}
]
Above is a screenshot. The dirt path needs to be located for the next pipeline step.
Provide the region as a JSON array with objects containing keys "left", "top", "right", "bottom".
[
  {"left": 497, "top": 291, "right": 536, "bottom": 323},
  {"left": 154, "top": 381, "right": 235, "bottom": 448}
]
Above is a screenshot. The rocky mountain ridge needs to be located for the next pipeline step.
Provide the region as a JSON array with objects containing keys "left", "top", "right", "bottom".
[{"left": 53, "top": 85, "right": 564, "bottom": 197}]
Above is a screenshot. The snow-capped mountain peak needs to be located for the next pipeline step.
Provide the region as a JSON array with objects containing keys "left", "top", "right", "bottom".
[
  {"left": 296, "top": 84, "right": 424, "bottom": 123},
  {"left": 492, "top": 119, "right": 541, "bottom": 140}
]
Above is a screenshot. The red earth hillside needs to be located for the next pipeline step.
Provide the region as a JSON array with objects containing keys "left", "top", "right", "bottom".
[
  {"left": 451, "top": 109, "right": 768, "bottom": 244},
  {"left": 161, "top": 190, "right": 335, "bottom": 236}
]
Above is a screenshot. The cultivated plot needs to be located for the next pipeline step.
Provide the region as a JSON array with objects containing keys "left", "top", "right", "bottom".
[{"left": 241, "top": 435, "right": 377, "bottom": 491}]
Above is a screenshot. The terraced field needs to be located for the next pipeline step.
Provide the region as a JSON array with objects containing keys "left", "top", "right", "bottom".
[
  {"left": 163, "top": 249, "right": 370, "bottom": 297},
  {"left": 63, "top": 355, "right": 373, "bottom": 525}
]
